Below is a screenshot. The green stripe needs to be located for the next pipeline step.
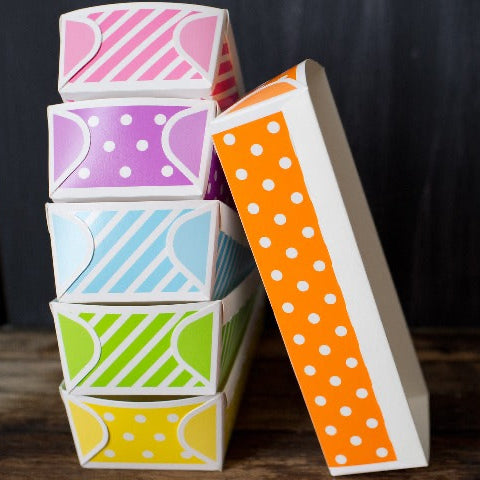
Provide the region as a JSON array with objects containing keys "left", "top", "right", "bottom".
[
  {"left": 91, "top": 313, "right": 122, "bottom": 337},
  {"left": 117, "top": 313, "right": 176, "bottom": 387},
  {"left": 79, "top": 312, "right": 95, "bottom": 322},
  {"left": 219, "top": 296, "right": 254, "bottom": 387},
  {"left": 143, "top": 356, "right": 178, "bottom": 387},
  {"left": 168, "top": 370, "right": 193, "bottom": 387},
  {"left": 91, "top": 313, "right": 167, "bottom": 387},
  {"left": 79, "top": 314, "right": 143, "bottom": 385},
  {"left": 194, "top": 380, "right": 204, "bottom": 387}
]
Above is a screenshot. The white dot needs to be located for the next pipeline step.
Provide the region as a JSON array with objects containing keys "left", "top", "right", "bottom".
[
  {"left": 367, "top": 418, "right": 379, "bottom": 429},
  {"left": 335, "top": 326, "right": 347, "bottom": 337},
  {"left": 293, "top": 334, "right": 305, "bottom": 345},
  {"left": 350, "top": 436, "right": 362, "bottom": 446},
  {"left": 247, "top": 203, "right": 259, "bottom": 214},
  {"left": 136, "top": 139, "right": 148, "bottom": 151},
  {"left": 120, "top": 114, "right": 132, "bottom": 125},
  {"left": 330, "top": 376, "right": 341, "bottom": 386},
  {"left": 104, "top": 449, "right": 115, "bottom": 458},
  {"left": 78, "top": 167, "right": 90, "bottom": 179},
  {"left": 335, "top": 455, "right": 347, "bottom": 465},
  {"left": 181, "top": 451, "right": 193, "bottom": 459},
  {"left": 267, "top": 121, "right": 280, "bottom": 133},
  {"left": 315, "top": 395, "right": 326, "bottom": 406},
  {"left": 291, "top": 192, "right": 303, "bottom": 203},
  {"left": 313, "top": 260, "right": 326, "bottom": 271},
  {"left": 304, "top": 365, "right": 316, "bottom": 376},
  {"left": 308, "top": 313, "right": 320, "bottom": 324},
  {"left": 325, "top": 426, "right": 337, "bottom": 436},
  {"left": 250, "top": 144, "right": 263, "bottom": 156},
  {"left": 259, "top": 236, "right": 271, "bottom": 248},
  {"left": 346, "top": 357, "right": 358, "bottom": 368},
  {"left": 87, "top": 115, "right": 99, "bottom": 127},
  {"left": 154, "top": 433, "right": 166, "bottom": 441},
  {"left": 262, "top": 179, "right": 275, "bottom": 191},
  {"left": 135, "top": 414, "right": 146, "bottom": 423},
  {"left": 356, "top": 388, "right": 368, "bottom": 399},
  {"left": 279, "top": 157, "right": 292, "bottom": 169},
  {"left": 207, "top": 182, "right": 212, "bottom": 193},
  {"left": 103, "top": 140, "right": 115, "bottom": 152},
  {"left": 236, "top": 168, "right": 248, "bottom": 180},
  {"left": 319, "top": 345, "right": 331, "bottom": 355},
  {"left": 119, "top": 166, "right": 131, "bottom": 178},
  {"left": 161, "top": 165, "right": 174, "bottom": 177},
  {"left": 271, "top": 270, "right": 283, "bottom": 281},
  {"left": 297, "top": 281, "right": 309, "bottom": 291},
  {"left": 220, "top": 184, "right": 225, "bottom": 194},
  {"left": 340, "top": 406, "right": 352, "bottom": 416},
  {"left": 123, "top": 432, "right": 134, "bottom": 441},
  {"left": 282, "top": 302, "right": 294, "bottom": 313},
  {"left": 286, "top": 247, "right": 298, "bottom": 258},
  {"left": 376, "top": 448, "right": 389, "bottom": 458},
  {"left": 274, "top": 213, "right": 286, "bottom": 225},
  {"left": 167, "top": 414, "right": 179, "bottom": 423},
  {"left": 324, "top": 293, "right": 337, "bottom": 304},
  {"left": 103, "top": 412, "right": 114, "bottom": 421},
  {"left": 142, "top": 450, "right": 154, "bottom": 459},
  {"left": 302, "top": 226, "right": 315, "bottom": 238},
  {"left": 214, "top": 169, "right": 218, "bottom": 181},
  {"left": 223, "top": 133, "right": 235, "bottom": 145},
  {"left": 154, "top": 113, "right": 167, "bottom": 125}
]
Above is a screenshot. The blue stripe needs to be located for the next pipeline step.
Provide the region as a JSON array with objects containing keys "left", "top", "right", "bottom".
[
  {"left": 214, "top": 233, "right": 234, "bottom": 297},
  {"left": 110, "top": 211, "right": 191, "bottom": 293},
  {"left": 68, "top": 211, "right": 143, "bottom": 292},
  {"left": 135, "top": 258, "right": 173, "bottom": 293},
  {"left": 83, "top": 211, "right": 170, "bottom": 293},
  {"left": 163, "top": 272, "right": 188, "bottom": 292},
  {"left": 213, "top": 232, "right": 255, "bottom": 299},
  {"left": 75, "top": 211, "right": 117, "bottom": 237}
]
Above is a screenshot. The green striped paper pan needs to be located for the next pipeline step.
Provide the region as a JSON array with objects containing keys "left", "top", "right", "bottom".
[{"left": 50, "top": 270, "right": 261, "bottom": 396}]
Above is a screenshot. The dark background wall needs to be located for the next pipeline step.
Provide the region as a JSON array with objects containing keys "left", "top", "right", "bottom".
[{"left": 0, "top": 0, "right": 478, "bottom": 327}]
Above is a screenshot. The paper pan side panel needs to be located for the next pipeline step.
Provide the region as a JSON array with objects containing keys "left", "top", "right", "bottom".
[{"left": 212, "top": 112, "right": 395, "bottom": 468}]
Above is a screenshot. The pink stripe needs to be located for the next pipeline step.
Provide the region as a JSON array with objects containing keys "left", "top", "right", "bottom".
[
  {"left": 119, "top": 25, "right": 176, "bottom": 81},
  {"left": 111, "top": 11, "right": 179, "bottom": 81},
  {"left": 165, "top": 60, "right": 192, "bottom": 80},
  {"left": 70, "top": 9, "right": 152, "bottom": 83},
  {"left": 218, "top": 93, "right": 239, "bottom": 110},
  {"left": 138, "top": 48, "right": 178, "bottom": 81},
  {"left": 98, "top": 10, "right": 128, "bottom": 33},
  {"left": 88, "top": 12, "right": 103, "bottom": 21},
  {"left": 218, "top": 60, "right": 232, "bottom": 76},
  {"left": 191, "top": 72, "right": 202, "bottom": 79},
  {"left": 86, "top": 9, "right": 178, "bottom": 82},
  {"left": 212, "top": 75, "right": 236, "bottom": 95}
]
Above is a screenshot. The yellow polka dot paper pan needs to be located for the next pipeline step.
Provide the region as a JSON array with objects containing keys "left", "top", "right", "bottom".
[
  {"left": 50, "top": 270, "right": 260, "bottom": 396},
  {"left": 210, "top": 60, "right": 429, "bottom": 475},
  {"left": 60, "top": 287, "right": 265, "bottom": 470}
]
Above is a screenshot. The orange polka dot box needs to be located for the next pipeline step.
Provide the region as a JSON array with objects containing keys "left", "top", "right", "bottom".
[{"left": 211, "top": 60, "right": 429, "bottom": 475}]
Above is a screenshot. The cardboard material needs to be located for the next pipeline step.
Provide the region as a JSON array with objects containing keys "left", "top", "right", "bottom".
[
  {"left": 60, "top": 287, "right": 265, "bottom": 470},
  {"left": 46, "top": 200, "right": 254, "bottom": 303},
  {"left": 211, "top": 60, "right": 429, "bottom": 475},
  {"left": 58, "top": 3, "right": 244, "bottom": 110},
  {"left": 48, "top": 98, "right": 233, "bottom": 204},
  {"left": 50, "top": 270, "right": 260, "bottom": 396}
]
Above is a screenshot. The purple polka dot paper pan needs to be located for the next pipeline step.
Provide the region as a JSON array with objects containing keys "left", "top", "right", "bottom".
[{"left": 47, "top": 98, "right": 233, "bottom": 205}]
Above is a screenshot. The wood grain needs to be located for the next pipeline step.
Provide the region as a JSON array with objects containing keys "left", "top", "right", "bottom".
[{"left": 1, "top": 326, "right": 479, "bottom": 479}]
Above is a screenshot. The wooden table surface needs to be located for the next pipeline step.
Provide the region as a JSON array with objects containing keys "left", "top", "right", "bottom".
[{"left": 0, "top": 326, "right": 479, "bottom": 479}]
